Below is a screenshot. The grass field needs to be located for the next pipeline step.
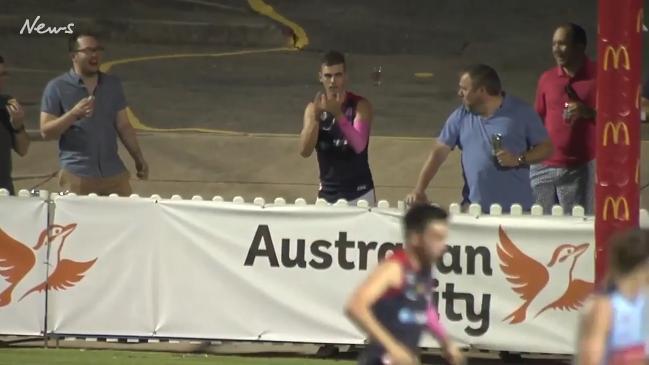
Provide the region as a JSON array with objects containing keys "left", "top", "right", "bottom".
[{"left": 0, "top": 348, "right": 356, "bottom": 365}]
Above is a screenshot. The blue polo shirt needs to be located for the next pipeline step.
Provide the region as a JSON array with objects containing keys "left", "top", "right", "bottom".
[
  {"left": 438, "top": 95, "right": 549, "bottom": 212},
  {"left": 41, "top": 70, "right": 127, "bottom": 178}
]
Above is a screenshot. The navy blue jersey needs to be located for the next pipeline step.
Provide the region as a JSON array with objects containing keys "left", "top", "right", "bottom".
[
  {"left": 316, "top": 92, "right": 374, "bottom": 202},
  {"left": 360, "top": 249, "right": 434, "bottom": 364}
]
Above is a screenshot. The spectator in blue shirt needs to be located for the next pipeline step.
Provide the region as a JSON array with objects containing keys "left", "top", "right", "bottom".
[
  {"left": 406, "top": 64, "right": 553, "bottom": 212},
  {"left": 39, "top": 32, "right": 148, "bottom": 196}
]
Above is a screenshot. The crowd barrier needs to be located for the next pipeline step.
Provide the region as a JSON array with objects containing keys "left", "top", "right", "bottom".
[{"left": 1, "top": 189, "right": 648, "bottom": 354}]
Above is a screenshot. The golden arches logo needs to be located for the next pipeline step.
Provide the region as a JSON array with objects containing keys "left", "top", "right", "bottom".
[
  {"left": 602, "top": 121, "right": 630, "bottom": 146},
  {"left": 603, "top": 45, "right": 631, "bottom": 71},
  {"left": 603, "top": 196, "right": 630, "bottom": 221}
]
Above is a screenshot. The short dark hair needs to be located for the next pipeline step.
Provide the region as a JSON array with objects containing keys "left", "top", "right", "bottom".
[
  {"left": 321, "top": 50, "right": 345, "bottom": 68},
  {"left": 608, "top": 228, "right": 649, "bottom": 278},
  {"left": 0, "top": 55, "right": 4, "bottom": 63},
  {"left": 68, "top": 32, "right": 99, "bottom": 52},
  {"left": 462, "top": 64, "right": 502, "bottom": 96},
  {"left": 560, "top": 23, "right": 587, "bottom": 48},
  {"left": 404, "top": 204, "right": 448, "bottom": 235}
]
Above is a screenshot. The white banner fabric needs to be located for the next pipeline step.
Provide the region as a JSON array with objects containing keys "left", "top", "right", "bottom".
[
  {"left": 0, "top": 196, "right": 49, "bottom": 335},
  {"left": 46, "top": 195, "right": 161, "bottom": 337},
  {"left": 17, "top": 196, "right": 619, "bottom": 354}
]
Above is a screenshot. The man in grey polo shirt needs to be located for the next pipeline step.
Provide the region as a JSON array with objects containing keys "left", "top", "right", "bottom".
[
  {"left": 40, "top": 32, "right": 148, "bottom": 196},
  {"left": 406, "top": 64, "right": 554, "bottom": 212}
]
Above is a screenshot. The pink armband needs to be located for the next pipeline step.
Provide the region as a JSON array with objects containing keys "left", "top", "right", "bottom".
[
  {"left": 426, "top": 304, "right": 448, "bottom": 342},
  {"left": 336, "top": 115, "right": 370, "bottom": 154}
]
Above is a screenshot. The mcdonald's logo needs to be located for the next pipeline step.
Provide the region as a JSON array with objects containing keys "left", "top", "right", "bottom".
[
  {"left": 603, "top": 45, "right": 631, "bottom": 71},
  {"left": 603, "top": 196, "right": 630, "bottom": 221},
  {"left": 638, "top": 9, "right": 644, "bottom": 33},
  {"left": 602, "top": 121, "right": 630, "bottom": 146}
]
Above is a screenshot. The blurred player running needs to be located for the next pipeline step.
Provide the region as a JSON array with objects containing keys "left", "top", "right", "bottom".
[
  {"left": 345, "top": 204, "right": 464, "bottom": 365},
  {"left": 574, "top": 228, "right": 649, "bottom": 365}
]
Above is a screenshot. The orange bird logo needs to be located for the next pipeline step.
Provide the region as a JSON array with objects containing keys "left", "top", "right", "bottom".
[
  {"left": 497, "top": 226, "right": 593, "bottom": 324},
  {"left": 0, "top": 224, "right": 96, "bottom": 307}
]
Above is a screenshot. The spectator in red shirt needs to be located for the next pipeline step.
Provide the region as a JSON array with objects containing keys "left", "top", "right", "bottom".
[{"left": 532, "top": 23, "right": 596, "bottom": 215}]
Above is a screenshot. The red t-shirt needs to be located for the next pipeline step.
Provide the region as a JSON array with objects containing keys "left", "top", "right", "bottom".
[{"left": 535, "top": 58, "right": 596, "bottom": 167}]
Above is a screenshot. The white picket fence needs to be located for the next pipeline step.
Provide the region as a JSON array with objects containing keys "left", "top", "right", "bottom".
[{"left": 0, "top": 188, "right": 601, "bottom": 217}]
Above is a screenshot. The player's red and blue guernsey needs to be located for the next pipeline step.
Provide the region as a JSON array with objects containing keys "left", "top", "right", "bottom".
[
  {"left": 316, "top": 91, "right": 374, "bottom": 203},
  {"left": 360, "top": 249, "right": 435, "bottom": 364}
]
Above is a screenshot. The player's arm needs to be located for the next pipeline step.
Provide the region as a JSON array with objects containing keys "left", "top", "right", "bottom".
[
  {"left": 335, "top": 98, "right": 372, "bottom": 154},
  {"left": 426, "top": 304, "right": 448, "bottom": 345},
  {"left": 575, "top": 296, "right": 611, "bottom": 365},
  {"left": 299, "top": 102, "right": 319, "bottom": 158},
  {"left": 345, "top": 260, "right": 416, "bottom": 363},
  {"left": 426, "top": 304, "right": 463, "bottom": 365}
]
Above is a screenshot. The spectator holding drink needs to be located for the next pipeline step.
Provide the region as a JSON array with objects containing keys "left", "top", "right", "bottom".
[
  {"left": 406, "top": 64, "right": 553, "bottom": 212},
  {"left": 531, "top": 24, "right": 596, "bottom": 214},
  {"left": 40, "top": 32, "right": 148, "bottom": 196}
]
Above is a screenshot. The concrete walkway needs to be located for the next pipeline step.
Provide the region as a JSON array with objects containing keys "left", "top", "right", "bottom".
[{"left": 12, "top": 134, "right": 649, "bottom": 210}]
